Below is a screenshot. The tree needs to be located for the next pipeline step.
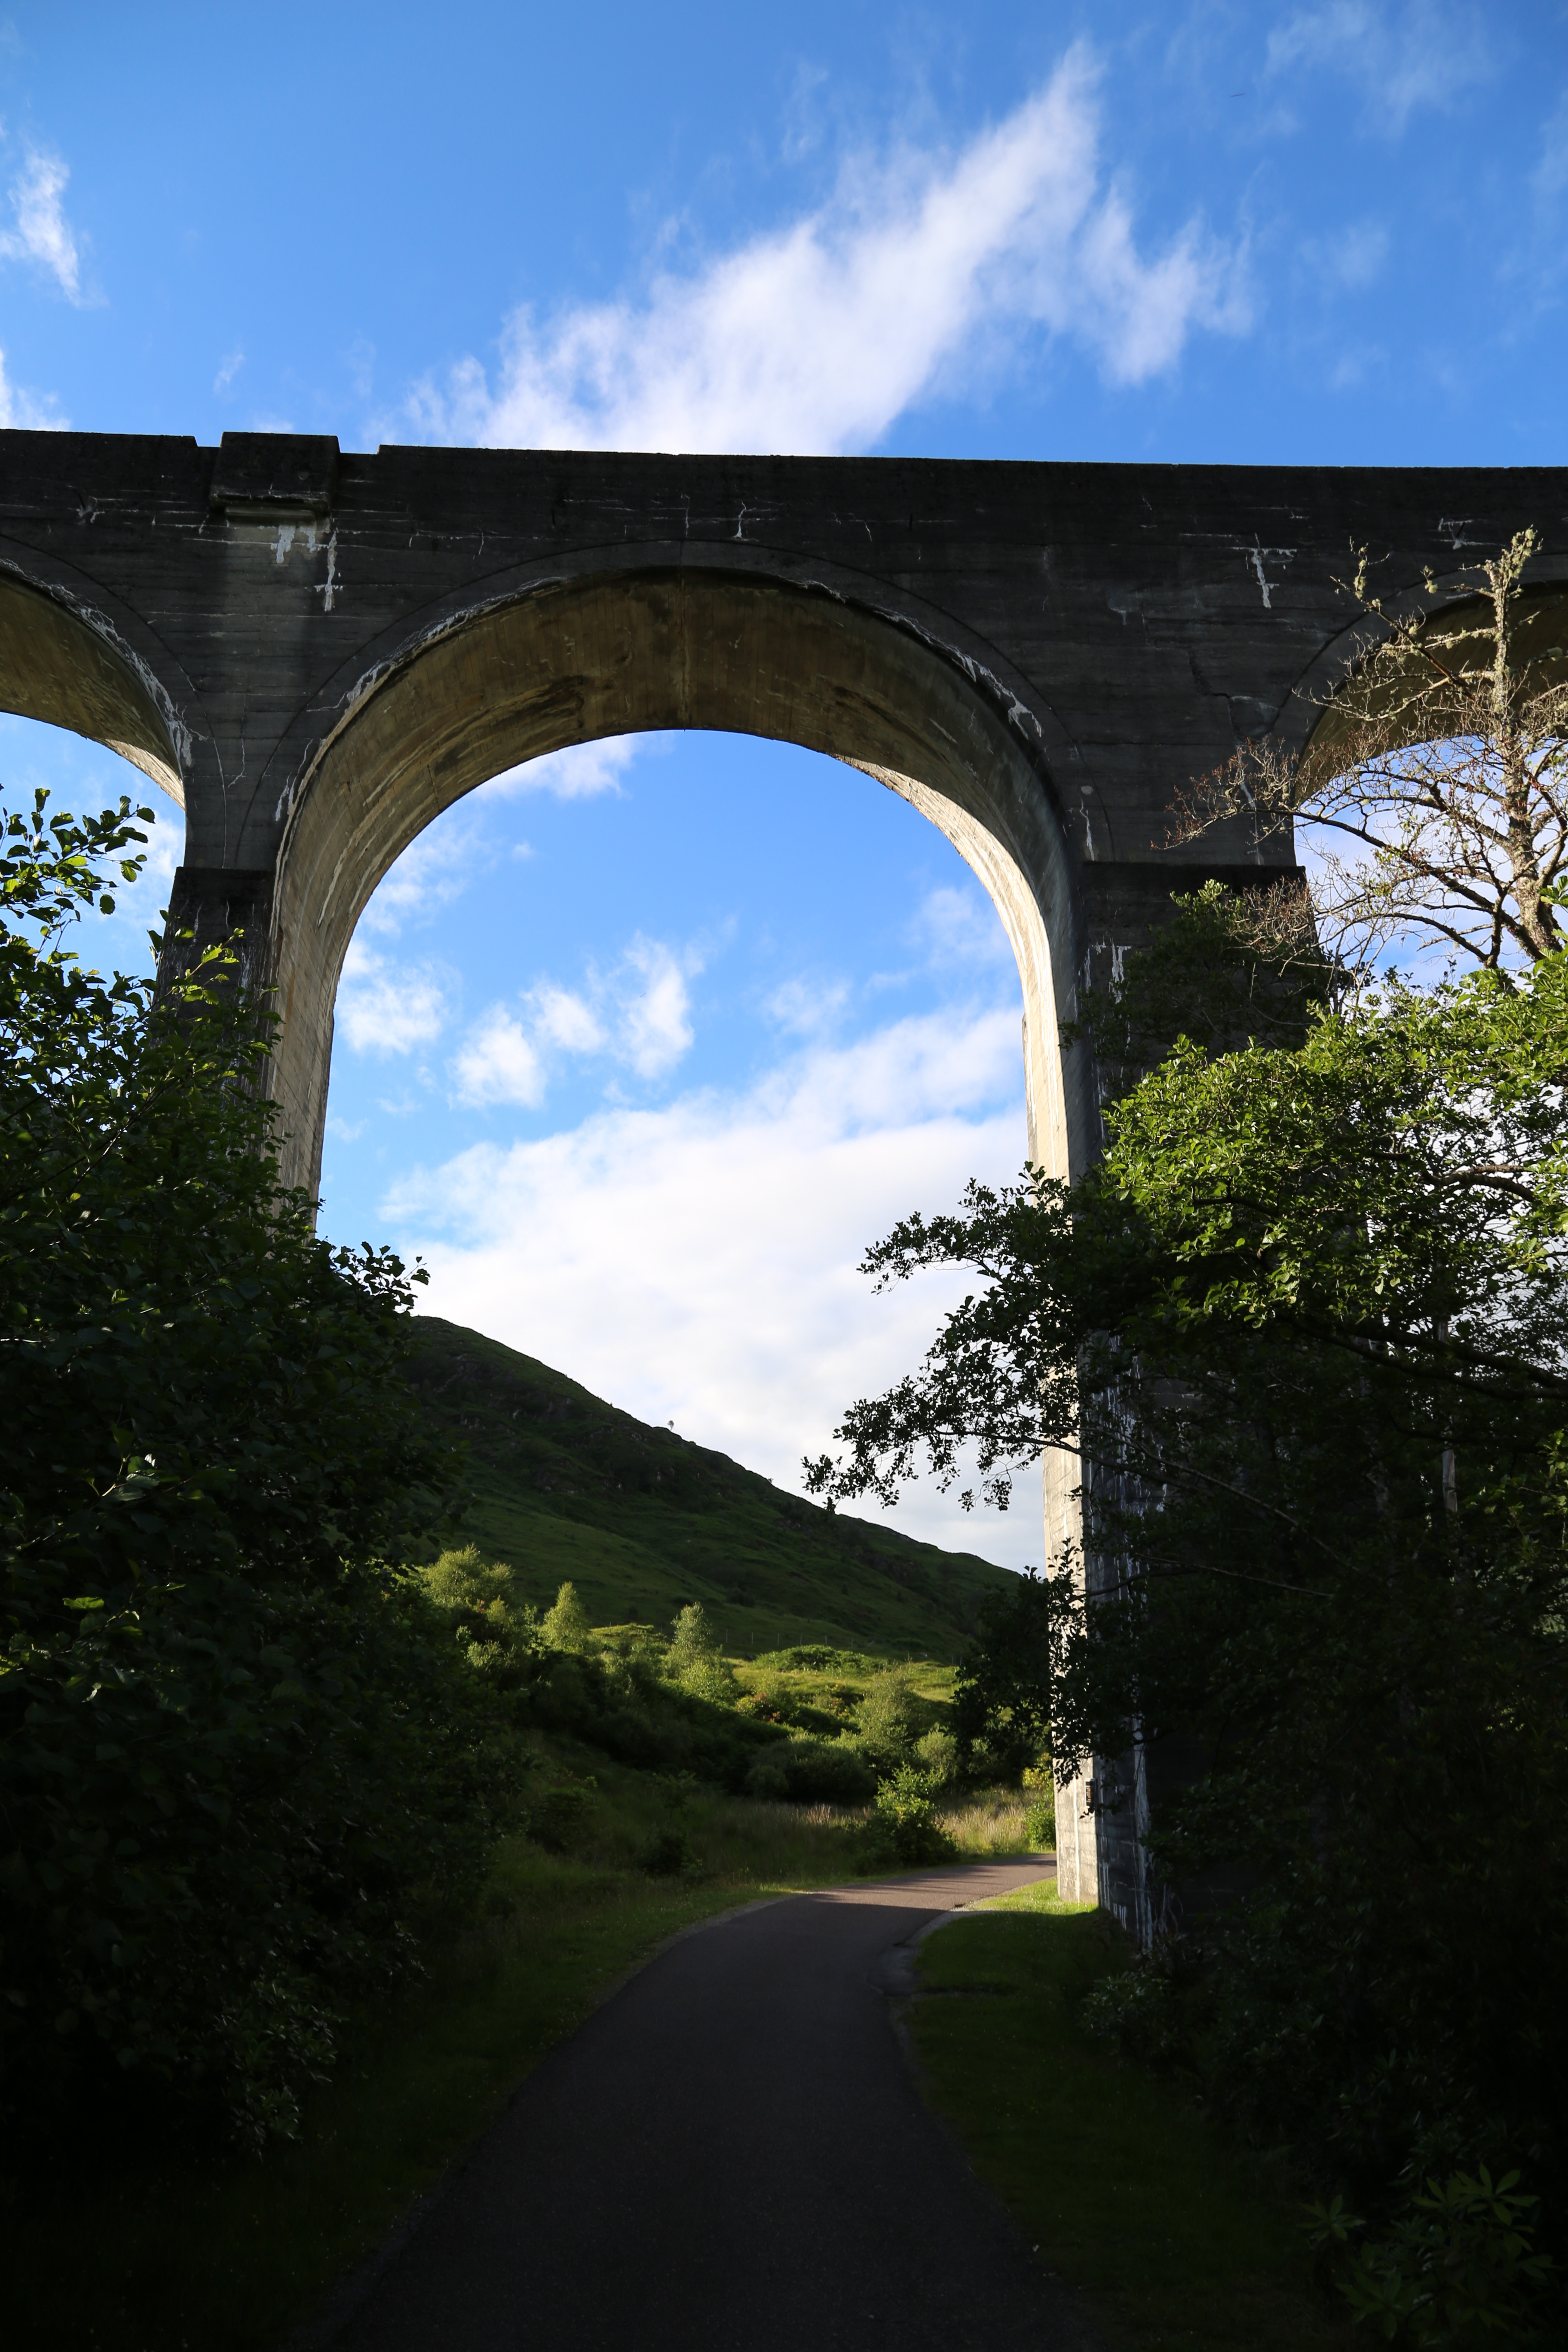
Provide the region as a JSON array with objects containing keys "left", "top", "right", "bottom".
[
  {"left": 0, "top": 790, "right": 496, "bottom": 2144},
  {"left": 1171, "top": 530, "right": 1568, "bottom": 976},
  {"left": 666, "top": 1601, "right": 721, "bottom": 1671},
  {"left": 542, "top": 1579, "right": 592, "bottom": 1651},
  {"left": 852, "top": 1663, "right": 924, "bottom": 1775},
  {"left": 806, "top": 946, "right": 1568, "bottom": 2282}
]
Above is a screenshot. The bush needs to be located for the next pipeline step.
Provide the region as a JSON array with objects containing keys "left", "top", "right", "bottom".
[
  {"left": 854, "top": 1664, "right": 925, "bottom": 1773},
  {"left": 527, "top": 1778, "right": 597, "bottom": 1855},
  {"left": 778, "top": 1736, "right": 876, "bottom": 1806},
  {"left": 541, "top": 1579, "right": 591, "bottom": 1651},
  {"left": 868, "top": 1765, "right": 957, "bottom": 1866},
  {"left": 677, "top": 1651, "right": 741, "bottom": 1707},
  {"left": 1309, "top": 2169, "right": 1557, "bottom": 2347},
  {"left": 667, "top": 1602, "right": 722, "bottom": 1671},
  {"left": 0, "top": 793, "right": 493, "bottom": 2141},
  {"left": 1020, "top": 1772, "right": 1056, "bottom": 1849},
  {"left": 744, "top": 1753, "right": 791, "bottom": 1801},
  {"left": 642, "top": 1826, "right": 696, "bottom": 1877},
  {"left": 915, "top": 1725, "right": 960, "bottom": 1788}
]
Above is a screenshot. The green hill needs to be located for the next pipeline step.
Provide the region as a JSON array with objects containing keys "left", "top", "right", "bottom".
[{"left": 405, "top": 1316, "right": 1018, "bottom": 1660}]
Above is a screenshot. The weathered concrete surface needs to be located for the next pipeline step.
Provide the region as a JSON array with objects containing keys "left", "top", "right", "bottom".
[{"left": 2, "top": 428, "right": 1562, "bottom": 1918}]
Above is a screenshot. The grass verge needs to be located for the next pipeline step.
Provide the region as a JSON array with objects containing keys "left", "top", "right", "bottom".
[
  {"left": 5, "top": 1762, "right": 1035, "bottom": 2352},
  {"left": 910, "top": 1879, "right": 1352, "bottom": 2352}
]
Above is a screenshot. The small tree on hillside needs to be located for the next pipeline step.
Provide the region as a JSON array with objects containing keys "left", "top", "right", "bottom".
[
  {"left": 1170, "top": 530, "right": 1568, "bottom": 977},
  {"left": 542, "top": 1579, "right": 591, "bottom": 1651},
  {"left": 666, "top": 1601, "right": 720, "bottom": 1670},
  {"left": 854, "top": 1663, "right": 923, "bottom": 1774}
]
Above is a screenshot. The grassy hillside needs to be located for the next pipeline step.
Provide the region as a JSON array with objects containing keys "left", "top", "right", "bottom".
[{"left": 406, "top": 1316, "right": 1018, "bottom": 1659}]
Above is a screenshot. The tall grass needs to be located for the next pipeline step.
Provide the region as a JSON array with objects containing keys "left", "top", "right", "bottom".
[{"left": 936, "top": 1791, "right": 1042, "bottom": 1854}]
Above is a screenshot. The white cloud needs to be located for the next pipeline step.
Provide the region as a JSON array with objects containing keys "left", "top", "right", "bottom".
[
  {"left": 360, "top": 811, "right": 485, "bottom": 936},
  {"left": 1265, "top": 3, "right": 1495, "bottom": 136},
  {"left": 766, "top": 975, "right": 852, "bottom": 1037},
  {"left": 214, "top": 347, "right": 244, "bottom": 395},
  {"left": 388, "top": 1006, "right": 1037, "bottom": 1561},
  {"left": 336, "top": 940, "right": 455, "bottom": 1055},
  {"left": 0, "top": 346, "right": 64, "bottom": 429},
  {"left": 913, "top": 884, "right": 1013, "bottom": 969},
  {"left": 404, "top": 48, "right": 1248, "bottom": 457},
  {"left": 483, "top": 738, "right": 644, "bottom": 799},
  {"left": 451, "top": 1004, "right": 547, "bottom": 1107},
  {"left": 452, "top": 928, "right": 705, "bottom": 1105},
  {"left": 529, "top": 983, "right": 608, "bottom": 1055},
  {"left": 619, "top": 935, "right": 697, "bottom": 1077},
  {"left": 0, "top": 150, "right": 83, "bottom": 301}
]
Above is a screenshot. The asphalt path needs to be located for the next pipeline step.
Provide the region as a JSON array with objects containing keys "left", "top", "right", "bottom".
[{"left": 312, "top": 1856, "right": 1095, "bottom": 2351}]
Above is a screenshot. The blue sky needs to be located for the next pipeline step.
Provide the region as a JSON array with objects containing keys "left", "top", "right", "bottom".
[{"left": 5, "top": 0, "right": 1568, "bottom": 1562}]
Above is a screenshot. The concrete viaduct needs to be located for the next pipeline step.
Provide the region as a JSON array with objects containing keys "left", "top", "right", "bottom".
[{"left": 0, "top": 426, "right": 1556, "bottom": 1920}]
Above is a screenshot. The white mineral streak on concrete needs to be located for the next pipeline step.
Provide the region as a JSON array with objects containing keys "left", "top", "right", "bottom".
[
  {"left": 315, "top": 530, "right": 340, "bottom": 613},
  {"left": 32, "top": 573, "right": 195, "bottom": 794},
  {"left": 1246, "top": 538, "right": 1297, "bottom": 611}
]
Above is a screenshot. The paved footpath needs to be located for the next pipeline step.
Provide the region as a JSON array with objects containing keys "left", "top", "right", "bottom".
[{"left": 315, "top": 1858, "right": 1095, "bottom": 2352}]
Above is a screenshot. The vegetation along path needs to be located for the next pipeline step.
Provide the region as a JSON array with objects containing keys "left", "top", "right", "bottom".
[{"left": 306, "top": 1856, "right": 1091, "bottom": 2352}]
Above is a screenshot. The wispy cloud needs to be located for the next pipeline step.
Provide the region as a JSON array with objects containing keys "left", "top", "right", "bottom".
[
  {"left": 0, "top": 346, "right": 65, "bottom": 429},
  {"left": 0, "top": 149, "right": 84, "bottom": 301},
  {"left": 453, "top": 929, "right": 706, "bottom": 1106},
  {"left": 1535, "top": 88, "right": 1568, "bottom": 202},
  {"left": 766, "top": 975, "right": 852, "bottom": 1038},
  {"left": 911, "top": 883, "right": 1013, "bottom": 969},
  {"left": 359, "top": 809, "right": 488, "bottom": 937},
  {"left": 1265, "top": 3, "right": 1496, "bottom": 136},
  {"left": 387, "top": 1005, "right": 1032, "bottom": 1558},
  {"left": 451, "top": 1005, "right": 546, "bottom": 1107},
  {"left": 335, "top": 940, "right": 456, "bottom": 1055},
  {"left": 213, "top": 347, "right": 244, "bottom": 395},
  {"left": 482, "top": 737, "right": 646, "bottom": 799},
  {"left": 403, "top": 47, "right": 1248, "bottom": 456}
]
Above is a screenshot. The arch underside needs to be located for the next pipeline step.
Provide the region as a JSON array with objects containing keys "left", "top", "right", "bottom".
[
  {"left": 0, "top": 572, "right": 182, "bottom": 801},
  {"left": 1306, "top": 585, "right": 1568, "bottom": 763},
  {"left": 270, "top": 566, "right": 1090, "bottom": 1200}
]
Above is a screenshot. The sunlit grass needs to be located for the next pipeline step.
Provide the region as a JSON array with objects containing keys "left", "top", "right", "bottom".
[{"left": 911, "top": 1892, "right": 1350, "bottom": 2351}]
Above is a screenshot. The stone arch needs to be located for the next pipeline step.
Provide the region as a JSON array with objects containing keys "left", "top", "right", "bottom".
[
  {"left": 1287, "top": 562, "right": 1568, "bottom": 765},
  {"left": 268, "top": 564, "right": 1090, "bottom": 1201},
  {"left": 0, "top": 570, "right": 184, "bottom": 801}
]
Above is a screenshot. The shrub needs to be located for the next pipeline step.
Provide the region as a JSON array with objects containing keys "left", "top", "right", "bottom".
[
  {"left": 0, "top": 793, "right": 493, "bottom": 2141},
  {"left": 667, "top": 1601, "right": 722, "bottom": 1671},
  {"left": 744, "top": 1753, "right": 791, "bottom": 1801},
  {"left": 541, "top": 1580, "right": 591, "bottom": 1651},
  {"left": 869, "top": 1765, "right": 958, "bottom": 1866},
  {"left": 677, "top": 1651, "right": 740, "bottom": 1707},
  {"left": 528, "top": 1778, "right": 597, "bottom": 1855},
  {"left": 1309, "top": 2169, "right": 1557, "bottom": 2347},
  {"left": 642, "top": 1826, "right": 697, "bottom": 1877},
  {"left": 915, "top": 1726, "right": 960, "bottom": 1788},
  {"left": 1020, "top": 1771, "right": 1056, "bottom": 1849},
  {"left": 854, "top": 1665, "right": 925, "bottom": 1773},
  {"left": 779, "top": 1736, "right": 876, "bottom": 1806}
]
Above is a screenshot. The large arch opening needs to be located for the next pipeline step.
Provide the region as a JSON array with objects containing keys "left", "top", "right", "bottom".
[
  {"left": 270, "top": 567, "right": 1087, "bottom": 1206},
  {"left": 1291, "top": 575, "right": 1568, "bottom": 977},
  {"left": 0, "top": 572, "right": 184, "bottom": 803},
  {"left": 0, "top": 575, "right": 188, "bottom": 983}
]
